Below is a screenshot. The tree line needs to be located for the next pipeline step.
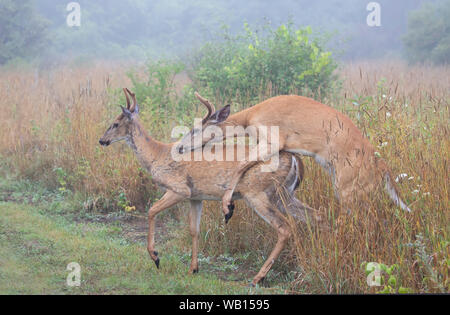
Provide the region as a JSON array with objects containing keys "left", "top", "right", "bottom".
[{"left": 0, "top": 0, "right": 448, "bottom": 66}]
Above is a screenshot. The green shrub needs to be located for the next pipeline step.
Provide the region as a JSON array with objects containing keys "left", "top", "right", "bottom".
[
  {"left": 125, "top": 59, "right": 197, "bottom": 139},
  {"left": 190, "top": 22, "right": 338, "bottom": 107},
  {"left": 122, "top": 22, "right": 339, "bottom": 136},
  {"left": 127, "top": 59, "right": 185, "bottom": 109}
]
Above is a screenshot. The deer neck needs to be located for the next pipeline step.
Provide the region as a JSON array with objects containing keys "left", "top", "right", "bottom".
[
  {"left": 226, "top": 109, "right": 250, "bottom": 127},
  {"left": 214, "top": 110, "right": 250, "bottom": 135},
  {"left": 126, "top": 118, "right": 171, "bottom": 173}
]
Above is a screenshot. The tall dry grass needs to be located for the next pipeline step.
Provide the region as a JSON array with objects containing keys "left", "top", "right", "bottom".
[
  {"left": 0, "top": 62, "right": 159, "bottom": 210},
  {"left": 0, "top": 60, "right": 448, "bottom": 293}
]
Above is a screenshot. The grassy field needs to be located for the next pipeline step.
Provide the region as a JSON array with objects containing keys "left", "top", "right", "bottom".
[
  {"left": 0, "top": 177, "right": 276, "bottom": 294},
  {"left": 0, "top": 60, "right": 448, "bottom": 294}
]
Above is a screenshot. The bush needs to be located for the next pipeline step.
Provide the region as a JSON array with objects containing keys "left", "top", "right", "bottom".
[
  {"left": 127, "top": 60, "right": 184, "bottom": 107},
  {"left": 403, "top": 0, "right": 450, "bottom": 65},
  {"left": 189, "top": 22, "right": 338, "bottom": 106},
  {"left": 126, "top": 60, "right": 197, "bottom": 139}
]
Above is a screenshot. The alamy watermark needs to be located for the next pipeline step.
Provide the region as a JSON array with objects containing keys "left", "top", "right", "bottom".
[
  {"left": 365, "top": 262, "right": 382, "bottom": 287},
  {"left": 171, "top": 119, "right": 280, "bottom": 172},
  {"left": 66, "top": 2, "right": 81, "bottom": 27},
  {"left": 64, "top": 3, "right": 380, "bottom": 29},
  {"left": 66, "top": 262, "right": 81, "bottom": 287},
  {"left": 367, "top": 2, "right": 381, "bottom": 27}
]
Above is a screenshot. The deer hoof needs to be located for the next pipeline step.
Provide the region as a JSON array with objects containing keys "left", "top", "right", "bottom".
[
  {"left": 249, "top": 277, "right": 264, "bottom": 287},
  {"left": 188, "top": 267, "right": 199, "bottom": 274},
  {"left": 225, "top": 203, "right": 235, "bottom": 224},
  {"left": 152, "top": 251, "right": 160, "bottom": 269}
]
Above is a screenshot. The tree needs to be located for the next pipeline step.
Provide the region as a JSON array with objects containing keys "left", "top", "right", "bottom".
[
  {"left": 403, "top": 0, "right": 450, "bottom": 65},
  {"left": 0, "top": 0, "right": 49, "bottom": 64}
]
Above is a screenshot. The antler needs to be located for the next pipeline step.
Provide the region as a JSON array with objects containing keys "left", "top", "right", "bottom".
[
  {"left": 125, "top": 88, "right": 138, "bottom": 112},
  {"left": 195, "top": 92, "right": 216, "bottom": 124},
  {"left": 123, "top": 88, "right": 131, "bottom": 109}
]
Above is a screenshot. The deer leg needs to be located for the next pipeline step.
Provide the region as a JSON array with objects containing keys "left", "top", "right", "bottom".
[
  {"left": 276, "top": 194, "right": 322, "bottom": 224},
  {"left": 222, "top": 136, "right": 282, "bottom": 223},
  {"left": 188, "top": 200, "right": 203, "bottom": 274},
  {"left": 222, "top": 159, "right": 258, "bottom": 224},
  {"left": 147, "top": 190, "right": 186, "bottom": 268},
  {"left": 243, "top": 192, "right": 291, "bottom": 286}
]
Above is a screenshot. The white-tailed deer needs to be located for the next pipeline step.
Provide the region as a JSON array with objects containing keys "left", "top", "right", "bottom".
[
  {"left": 99, "top": 88, "right": 319, "bottom": 286},
  {"left": 177, "top": 93, "right": 412, "bottom": 222}
]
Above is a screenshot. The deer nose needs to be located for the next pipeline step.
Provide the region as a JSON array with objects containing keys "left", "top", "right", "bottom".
[
  {"left": 178, "top": 146, "right": 184, "bottom": 154},
  {"left": 99, "top": 139, "right": 110, "bottom": 146}
]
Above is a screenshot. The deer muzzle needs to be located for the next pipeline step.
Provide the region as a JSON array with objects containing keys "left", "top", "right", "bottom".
[{"left": 99, "top": 139, "right": 111, "bottom": 146}]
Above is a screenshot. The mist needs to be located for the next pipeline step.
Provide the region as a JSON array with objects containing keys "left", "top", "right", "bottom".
[{"left": 1, "top": 0, "right": 439, "bottom": 64}]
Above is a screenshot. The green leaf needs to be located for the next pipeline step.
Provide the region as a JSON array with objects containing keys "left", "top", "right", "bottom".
[{"left": 388, "top": 276, "right": 397, "bottom": 287}]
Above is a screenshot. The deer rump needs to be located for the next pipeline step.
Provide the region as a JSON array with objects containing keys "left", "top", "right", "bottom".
[{"left": 186, "top": 152, "right": 318, "bottom": 225}]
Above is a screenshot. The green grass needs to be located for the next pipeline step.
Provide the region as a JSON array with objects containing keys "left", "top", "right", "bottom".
[{"left": 0, "top": 200, "right": 275, "bottom": 294}]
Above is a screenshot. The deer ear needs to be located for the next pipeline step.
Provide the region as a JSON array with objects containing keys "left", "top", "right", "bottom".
[
  {"left": 210, "top": 105, "right": 230, "bottom": 124},
  {"left": 121, "top": 105, "right": 132, "bottom": 119}
]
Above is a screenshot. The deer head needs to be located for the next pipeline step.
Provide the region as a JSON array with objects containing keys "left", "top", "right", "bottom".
[
  {"left": 176, "top": 92, "right": 230, "bottom": 154},
  {"left": 99, "top": 88, "right": 139, "bottom": 146}
]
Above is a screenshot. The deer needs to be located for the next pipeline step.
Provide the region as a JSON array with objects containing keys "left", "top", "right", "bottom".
[
  {"left": 176, "top": 93, "right": 412, "bottom": 223},
  {"left": 99, "top": 88, "right": 320, "bottom": 286}
]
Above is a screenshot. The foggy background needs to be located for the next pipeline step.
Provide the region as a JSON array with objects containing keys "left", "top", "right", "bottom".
[{"left": 0, "top": 0, "right": 447, "bottom": 65}]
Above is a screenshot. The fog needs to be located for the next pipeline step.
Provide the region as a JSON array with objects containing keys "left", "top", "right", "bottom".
[{"left": 1, "top": 0, "right": 440, "bottom": 63}]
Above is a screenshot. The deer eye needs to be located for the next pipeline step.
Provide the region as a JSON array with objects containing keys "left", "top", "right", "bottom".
[{"left": 113, "top": 123, "right": 119, "bottom": 128}]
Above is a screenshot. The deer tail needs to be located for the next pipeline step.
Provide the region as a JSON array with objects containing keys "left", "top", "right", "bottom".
[{"left": 384, "top": 172, "right": 412, "bottom": 212}]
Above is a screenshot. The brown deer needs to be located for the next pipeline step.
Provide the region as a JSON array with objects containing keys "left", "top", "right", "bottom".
[
  {"left": 176, "top": 93, "right": 411, "bottom": 222},
  {"left": 99, "top": 88, "right": 319, "bottom": 286}
]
